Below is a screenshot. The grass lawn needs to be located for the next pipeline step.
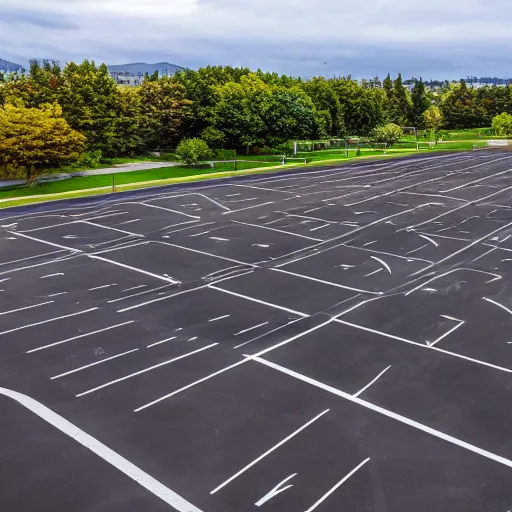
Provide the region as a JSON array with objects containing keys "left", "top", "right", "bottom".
[
  {"left": 0, "top": 165, "right": 212, "bottom": 199},
  {"left": 0, "top": 161, "right": 281, "bottom": 201},
  {"left": 0, "top": 136, "right": 491, "bottom": 209}
]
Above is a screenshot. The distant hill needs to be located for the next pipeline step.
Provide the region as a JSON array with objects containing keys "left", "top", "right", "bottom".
[
  {"left": 107, "top": 62, "right": 185, "bottom": 77},
  {"left": 0, "top": 58, "right": 23, "bottom": 72}
]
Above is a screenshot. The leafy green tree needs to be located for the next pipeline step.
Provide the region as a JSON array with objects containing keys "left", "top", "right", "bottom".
[
  {"left": 476, "top": 85, "right": 512, "bottom": 126},
  {"left": 175, "top": 138, "right": 213, "bottom": 165},
  {"left": 440, "top": 80, "right": 484, "bottom": 129},
  {"left": 331, "top": 78, "right": 387, "bottom": 136},
  {"left": 200, "top": 126, "right": 227, "bottom": 149},
  {"left": 211, "top": 74, "right": 320, "bottom": 150},
  {"left": 58, "top": 61, "right": 122, "bottom": 156},
  {"left": 173, "top": 66, "right": 252, "bottom": 139},
  {"left": 0, "top": 103, "right": 85, "bottom": 180},
  {"left": 302, "top": 77, "right": 345, "bottom": 136},
  {"left": 411, "top": 78, "right": 431, "bottom": 127},
  {"left": 423, "top": 105, "right": 444, "bottom": 143},
  {"left": 372, "top": 123, "right": 403, "bottom": 145},
  {"left": 114, "top": 87, "right": 143, "bottom": 155},
  {"left": 491, "top": 112, "right": 512, "bottom": 136},
  {"left": 137, "top": 77, "right": 192, "bottom": 150}
]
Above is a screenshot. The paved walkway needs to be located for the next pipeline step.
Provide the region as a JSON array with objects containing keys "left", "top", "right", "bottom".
[{"left": 0, "top": 161, "right": 179, "bottom": 189}]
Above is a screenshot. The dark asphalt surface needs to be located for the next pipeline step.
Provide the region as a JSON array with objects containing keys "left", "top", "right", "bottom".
[{"left": 2, "top": 151, "right": 512, "bottom": 511}]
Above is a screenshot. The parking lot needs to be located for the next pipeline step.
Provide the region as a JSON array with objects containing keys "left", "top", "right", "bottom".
[{"left": 2, "top": 151, "right": 512, "bottom": 511}]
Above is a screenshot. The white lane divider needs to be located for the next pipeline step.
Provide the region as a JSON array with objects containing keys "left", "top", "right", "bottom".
[{"left": 0, "top": 387, "right": 202, "bottom": 512}]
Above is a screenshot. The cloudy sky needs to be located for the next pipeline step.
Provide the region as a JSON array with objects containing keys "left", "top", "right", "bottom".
[{"left": 1, "top": 0, "right": 512, "bottom": 79}]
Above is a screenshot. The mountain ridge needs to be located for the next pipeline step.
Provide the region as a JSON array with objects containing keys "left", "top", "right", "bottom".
[
  {"left": 107, "top": 62, "right": 185, "bottom": 76},
  {"left": 0, "top": 58, "right": 23, "bottom": 72}
]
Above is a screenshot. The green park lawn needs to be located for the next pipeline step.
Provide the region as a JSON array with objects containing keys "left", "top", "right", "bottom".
[
  {"left": 0, "top": 134, "right": 492, "bottom": 208},
  {"left": 0, "top": 161, "right": 278, "bottom": 202}
]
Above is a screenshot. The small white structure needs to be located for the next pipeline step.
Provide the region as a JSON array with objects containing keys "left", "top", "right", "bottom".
[{"left": 487, "top": 140, "right": 510, "bottom": 147}]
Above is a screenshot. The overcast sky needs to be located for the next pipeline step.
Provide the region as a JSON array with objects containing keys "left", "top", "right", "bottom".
[{"left": 1, "top": 0, "right": 512, "bottom": 79}]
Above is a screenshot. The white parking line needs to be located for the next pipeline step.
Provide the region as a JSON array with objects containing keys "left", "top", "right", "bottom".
[
  {"left": 88, "top": 254, "right": 181, "bottom": 285},
  {"left": 222, "top": 201, "right": 274, "bottom": 215},
  {"left": 248, "top": 355, "right": 512, "bottom": 473},
  {"left": 9, "top": 230, "right": 82, "bottom": 253},
  {"left": 0, "top": 387, "right": 202, "bottom": 512},
  {"left": 210, "top": 409, "right": 329, "bottom": 495},
  {"left": 0, "top": 301, "right": 54, "bottom": 316},
  {"left": 208, "top": 315, "right": 230, "bottom": 323},
  {"left": 40, "top": 273, "right": 65, "bottom": 279},
  {"left": 76, "top": 343, "right": 219, "bottom": 397},
  {"left": 0, "top": 249, "right": 66, "bottom": 267},
  {"left": 27, "top": 321, "right": 134, "bottom": 353},
  {"left": 88, "top": 283, "right": 117, "bottom": 291},
  {"left": 0, "top": 307, "right": 98, "bottom": 338},
  {"left": 135, "top": 319, "right": 332, "bottom": 412},
  {"left": 141, "top": 202, "right": 201, "bottom": 219},
  {"left": 209, "top": 285, "right": 308, "bottom": 317},
  {"left": 121, "top": 284, "right": 147, "bottom": 293},
  {"left": 353, "top": 366, "right": 391, "bottom": 398},
  {"left": 230, "top": 220, "right": 322, "bottom": 242},
  {"left": 80, "top": 220, "right": 144, "bottom": 238},
  {"left": 483, "top": 297, "right": 512, "bottom": 316},
  {"left": 147, "top": 337, "right": 177, "bottom": 348},
  {"left": 51, "top": 349, "right": 139, "bottom": 380},
  {"left": 234, "top": 322, "right": 269, "bottom": 336},
  {"left": 335, "top": 319, "right": 512, "bottom": 374},
  {"left": 304, "top": 458, "right": 370, "bottom": 512},
  {"left": 272, "top": 268, "right": 382, "bottom": 296}
]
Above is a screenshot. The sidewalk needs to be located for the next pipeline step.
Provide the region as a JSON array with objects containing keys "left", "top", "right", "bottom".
[{"left": 0, "top": 161, "right": 179, "bottom": 188}]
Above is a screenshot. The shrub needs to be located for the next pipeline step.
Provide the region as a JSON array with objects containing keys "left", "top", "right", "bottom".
[
  {"left": 175, "top": 138, "right": 213, "bottom": 165},
  {"left": 372, "top": 123, "right": 403, "bottom": 146},
  {"left": 74, "top": 150, "right": 103, "bottom": 169},
  {"left": 492, "top": 113, "right": 512, "bottom": 137},
  {"left": 214, "top": 149, "right": 237, "bottom": 160},
  {"left": 200, "top": 127, "right": 226, "bottom": 149}
]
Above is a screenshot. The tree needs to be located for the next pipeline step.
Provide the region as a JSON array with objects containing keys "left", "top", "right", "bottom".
[
  {"left": 0, "top": 103, "right": 85, "bottom": 180},
  {"left": 330, "top": 78, "right": 386, "bottom": 136},
  {"left": 114, "top": 87, "right": 143, "bottom": 155},
  {"left": 423, "top": 105, "right": 444, "bottom": 143},
  {"left": 440, "top": 80, "right": 484, "bottom": 129},
  {"left": 303, "top": 77, "right": 345, "bottom": 136},
  {"left": 389, "top": 73, "right": 412, "bottom": 125},
  {"left": 138, "top": 77, "right": 192, "bottom": 150},
  {"left": 411, "top": 78, "right": 431, "bottom": 127},
  {"left": 383, "top": 73, "right": 393, "bottom": 102},
  {"left": 175, "top": 138, "right": 213, "bottom": 165},
  {"left": 372, "top": 123, "right": 403, "bottom": 146},
  {"left": 491, "top": 112, "right": 512, "bottom": 136},
  {"left": 58, "top": 61, "right": 122, "bottom": 156},
  {"left": 200, "top": 126, "right": 227, "bottom": 149},
  {"left": 144, "top": 70, "right": 160, "bottom": 82}
]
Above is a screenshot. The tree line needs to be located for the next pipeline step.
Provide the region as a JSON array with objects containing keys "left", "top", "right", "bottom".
[{"left": 1, "top": 60, "right": 512, "bottom": 178}]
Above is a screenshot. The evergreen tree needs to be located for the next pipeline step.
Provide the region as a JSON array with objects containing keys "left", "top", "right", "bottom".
[
  {"left": 411, "top": 77, "right": 430, "bottom": 127},
  {"left": 383, "top": 73, "right": 393, "bottom": 102},
  {"left": 390, "top": 73, "right": 412, "bottom": 125}
]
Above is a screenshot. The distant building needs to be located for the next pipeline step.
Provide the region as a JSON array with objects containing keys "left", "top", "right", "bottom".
[{"left": 109, "top": 71, "right": 144, "bottom": 87}]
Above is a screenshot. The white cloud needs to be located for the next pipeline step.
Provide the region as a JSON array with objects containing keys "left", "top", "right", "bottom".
[{"left": 1, "top": 0, "right": 512, "bottom": 77}]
